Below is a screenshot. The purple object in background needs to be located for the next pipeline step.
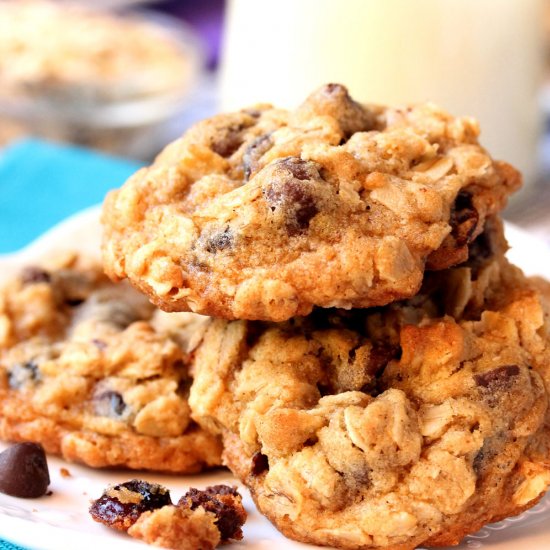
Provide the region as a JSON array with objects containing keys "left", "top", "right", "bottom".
[{"left": 156, "top": 0, "right": 225, "bottom": 69}]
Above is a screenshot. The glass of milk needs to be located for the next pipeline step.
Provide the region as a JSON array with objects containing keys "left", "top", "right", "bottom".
[{"left": 221, "top": 0, "right": 544, "bottom": 187}]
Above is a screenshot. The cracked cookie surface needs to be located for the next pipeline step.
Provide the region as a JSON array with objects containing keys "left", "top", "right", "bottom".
[
  {"left": 102, "top": 83, "right": 520, "bottom": 321},
  {"left": 0, "top": 254, "right": 221, "bottom": 472},
  {"left": 189, "top": 253, "right": 550, "bottom": 549}
]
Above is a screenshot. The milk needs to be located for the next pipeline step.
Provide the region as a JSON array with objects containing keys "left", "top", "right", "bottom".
[{"left": 221, "top": 0, "right": 543, "bottom": 186}]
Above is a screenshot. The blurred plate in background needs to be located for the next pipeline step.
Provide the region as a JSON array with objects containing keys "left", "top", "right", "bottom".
[{"left": 0, "top": 1, "right": 206, "bottom": 160}]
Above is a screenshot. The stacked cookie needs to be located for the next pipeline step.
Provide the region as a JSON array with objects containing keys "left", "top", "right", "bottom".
[
  {"left": 1, "top": 84, "right": 548, "bottom": 549},
  {"left": 100, "top": 84, "right": 550, "bottom": 549}
]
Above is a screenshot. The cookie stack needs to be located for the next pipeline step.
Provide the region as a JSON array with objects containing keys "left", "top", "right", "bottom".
[
  {"left": 1, "top": 84, "right": 549, "bottom": 549},
  {"left": 100, "top": 84, "right": 550, "bottom": 549}
]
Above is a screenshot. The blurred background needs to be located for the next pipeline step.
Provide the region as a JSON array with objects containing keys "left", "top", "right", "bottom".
[{"left": 0, "top": 0, "right": 549, "bottom": 249}]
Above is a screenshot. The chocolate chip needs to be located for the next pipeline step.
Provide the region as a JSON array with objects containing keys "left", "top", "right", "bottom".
[
  {"left": 0, "top": 443, "right": 50, "bottom": 498},
  {"left": 89, "top": 480, "right": 172, "bottom": 531},
  {"left": 474, "top": 365, "right": 520, "bottom": 388},
  {"left": 264, "top": 158, "right": 321, "bottom": 235},
  {"left": 8, "top": 361, "right": 41, "bottom": 389},
  {"left": 211, "top": 125, "right": 245, "bottom": 158},
  {"left": 179, "top": 485, "right": 245, "bottom": 541},
  {"left": 20, "top": 267, "right": 51, "bottom": 285},
  {"left": 94, "top": 390, "right": 129, "bottom": 419},
  {"left": 243, "top": 133, "right": 273, "bottom": 180},
  {"left": 250, "top": 451, "right": 269, "bottom": 476},
  {"left": 204, "top": 227, "right": 234, "bottom": 254}
]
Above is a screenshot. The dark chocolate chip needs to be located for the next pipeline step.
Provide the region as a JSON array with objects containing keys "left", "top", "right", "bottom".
[
  {"left": 8, "top": 361, "right": 41, "bottom": 389},
  {"left": 250, "top": 451, "right": 269, "bottom": 476},
  {"left": 243, "top": 133, "right": 273, "bottom": 180},
  {"left": 94, "top": 390, "right": 128, "bottom": 419},
  {"left": 179, "top": 485, "right": 244, "bottom": 541},
  {"left": 205, "top": 227, "right": 234, "bottom": 254},
  {"left": 474, "top": 365, "right": 520, "bottom": 388},
  {"left": 0, "top": 442, "right": 50, "bottom": 498},
  {"left": 89, "top": 479, "right": 172, "bottom": 531},
  {"left": 20, "top": 267, "right": 51, "bottom": 285}
]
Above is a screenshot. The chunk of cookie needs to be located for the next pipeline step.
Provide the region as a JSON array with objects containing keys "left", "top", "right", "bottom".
[
  {"left": 189, "top": 258, "right": 550, "bottom": 549},
  {"left": 103, "top": 83, "right": 520, "bottom": 321},
  {"left": 0, "top": 254, "right": 221, "bottom": 472},
  {"left": 89, "top": 479, "right": 172, "bottom": 531},
  {"left": 90, "top": 482, "right": 247, "bottom": 550}
]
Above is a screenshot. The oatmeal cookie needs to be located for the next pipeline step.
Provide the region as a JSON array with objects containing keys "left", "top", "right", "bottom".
[
  {"left": 0, "top": 254, "right": 221, "bottom": 472},
  {"left": 103, "top": 83, "right": 520, "bottom": 321},
  {"left": 189, "top": 257, "right": 550, "bottom": 549}
]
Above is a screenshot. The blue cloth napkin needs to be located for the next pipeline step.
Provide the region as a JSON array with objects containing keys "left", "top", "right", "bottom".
[
  {"left": 0, "top": 139, "right": 142, "bottom": 254},
  {"left": 0, "top": 139, "right": 141, "bottom": 548}
]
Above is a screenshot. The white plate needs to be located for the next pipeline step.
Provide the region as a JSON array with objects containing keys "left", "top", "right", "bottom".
[{"left": 0, "top": 207, "right": 549, "bottom": 550}]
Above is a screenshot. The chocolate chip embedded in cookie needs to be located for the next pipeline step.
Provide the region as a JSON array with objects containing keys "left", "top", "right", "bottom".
[
  {"left": 189, "top": 259, "right": 550, "bottom": 549},
  {"left": 0, "top": 254, "right": 221, "bottom": 473},
  {"left": 102, "top": 83, "right": 520, "bottom": 321}
]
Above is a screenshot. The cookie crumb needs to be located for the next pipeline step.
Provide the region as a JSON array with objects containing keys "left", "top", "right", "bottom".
[
  {"left": 60, "top": 467, "right": 71, "bottom": 478},
  {"left": 89, "top": 479, "right": 172, "bottom": 531},
  {"left": 90, "top": 480, "right": 247, "bottom": 548}
]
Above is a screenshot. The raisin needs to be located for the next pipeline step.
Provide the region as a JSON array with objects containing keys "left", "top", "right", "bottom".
[
  {"left": 8, "top": 361, "right": 40, "bottom": 389},
  {"left": 450, "top": 190, "right": 480, "bottom": 247},
  {"left": 0, "top": 443, "right": 50, "bottom": 498},
  {"left": 89, "top": 480, "right": 171, "bottom": 531},
  {"left": 179, "top": 485, "right": 246, "bottom": 541},
  {"left": 264, "top": 158, "right": 321, "bottom": 235},
  {"left": 94, "top": 390, "right": 129, "bottom": 419},
  {"left": 211, "top": 125, "right": 245, "bottom": 158},
  {"left": 20, "top": 267, "right": 51, "bottom": 285},
  {"left": 243, "top": 133, "right": 273, "bottom": 179},
  {"left": 474, "top": 365, "right": 520, "bottom": 388},
  {"left": 299, "top": 83, "right": 374, "bottom": 138},
  {"left": 250, "top": 451, "right": 269, "bottom": 476},
  {"left": 426, "top": 190, "right": 481, "bottom": 270}
]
